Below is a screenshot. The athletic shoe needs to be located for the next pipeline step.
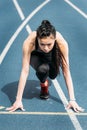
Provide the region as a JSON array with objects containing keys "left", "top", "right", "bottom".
[
  {"left": 40, "top": 79, "right": 49, "bottom": 99},
  {"left": 40, "top": 91, "right": 49, "bottom": 99}
]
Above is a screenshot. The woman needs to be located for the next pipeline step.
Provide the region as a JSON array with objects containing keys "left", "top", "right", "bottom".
[{"left": 6, "top": 20, "right": 84, "bottom": 112}]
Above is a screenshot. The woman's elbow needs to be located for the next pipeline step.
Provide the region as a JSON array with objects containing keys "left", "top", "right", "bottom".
[{"left": 62, "top": 66, "right": 70, "bottom": 77}]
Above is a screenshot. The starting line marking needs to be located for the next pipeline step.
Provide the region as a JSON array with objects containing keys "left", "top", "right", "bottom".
[
  {"left": 0, "top": 106, "right": 5, "bottom": 110},
  {"left": 0, "top": 106, "right": 86, "bottom": 116},
  {"left": 0, "top": 111, "right": 87, "bottom": 116}
]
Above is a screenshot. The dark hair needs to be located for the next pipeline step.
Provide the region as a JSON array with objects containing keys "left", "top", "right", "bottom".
[
  {"left": 37, "top": 20, "right": 56, "bottom": 38},
  {"left": 52, "top": 42, "right": 65, "bottom": 74}
]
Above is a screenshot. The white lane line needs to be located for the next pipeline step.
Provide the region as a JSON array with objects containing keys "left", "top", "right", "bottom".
[
  {"left": 25, "top": 25, "right": 32, "bottom": 34},
  {"left": 13, "top": 0, "right": 32, "bottom": 33},
  {"left": 64, "top": 0, "right": 87, "bottom": 19},
  {"left": 52, "top": 79, "right": 83, "bottom": 130},
  {"left": 13, "top": 0, "right": 25, "bottom": 20},
  {"left": 0, "top": 0, "right": 51, "bottom": 64}
]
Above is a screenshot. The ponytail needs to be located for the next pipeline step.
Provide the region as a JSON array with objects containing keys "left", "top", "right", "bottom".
[{"left": 37, "top": 20, "right": 56, "bottom": 38}]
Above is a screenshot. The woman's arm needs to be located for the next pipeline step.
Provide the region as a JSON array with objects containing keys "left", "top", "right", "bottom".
[
  {"left": 56, "top": 32, "right": 84, "bottom": 112},
  {"left": 6, "top": 31, "right": 36, "bottom": 112}
]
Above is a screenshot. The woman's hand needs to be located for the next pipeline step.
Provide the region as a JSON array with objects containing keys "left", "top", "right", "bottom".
[
  {"left": 6, "top": 100, "right": 25, "bottom": 112},
  {"left": 67, "top": 101, "right": 84, "bottom": 112}
]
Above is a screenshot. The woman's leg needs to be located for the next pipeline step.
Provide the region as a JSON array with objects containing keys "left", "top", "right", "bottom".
[
  {"left": 36, "top": 63, "right": 49, "bottom": 83},
  {"left": 30, "top": 54, "right": 41, "bottom": 70},
  {"left": 30, "top": 54, "right": 50, "bottom": 83},
  {"left": 49, "top": 63, "right": 58, "bottom": 79},
  {"left": 30, "top": 54, "right": 50, "bottom": 99},
  {"left": 36, "top": 64, "right": 50, "bottom": 99}
]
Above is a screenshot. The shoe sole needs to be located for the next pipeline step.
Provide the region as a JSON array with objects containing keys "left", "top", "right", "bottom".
[{"left": 40, "top": 94, "right": 49, "bottom": 99}]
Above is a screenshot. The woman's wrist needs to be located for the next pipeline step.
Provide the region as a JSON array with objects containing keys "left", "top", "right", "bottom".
[
  {"left": 16, "top": 96, "right": 22, "bottom": 101},
  {"left": 69, "top": 98, "right": 76, "bottom": 102}
]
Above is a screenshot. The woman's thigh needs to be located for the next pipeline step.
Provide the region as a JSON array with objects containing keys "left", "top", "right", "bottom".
[
  {"left": 30, "top": 54, "right": 42, "bottom": 70},
  {"left": 49, "top": 63, "right": 58, "bottom": 79}
]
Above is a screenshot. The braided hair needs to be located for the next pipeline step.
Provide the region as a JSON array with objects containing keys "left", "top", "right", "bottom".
[
  {"left": 37, "top": 20, "right": 56, "bottom": 38},
  {"left": 36, "top": 20, "right": 65, "bottom": 74}
]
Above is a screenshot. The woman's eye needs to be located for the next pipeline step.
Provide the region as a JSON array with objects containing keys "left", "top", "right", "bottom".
[
  {"left": 40, "top": 43, "right": 44, "bottom": 46},
  {"left": 48, "top": 44, "right": 51, "bottom": 46},
  {"left": 40, "top": 43, "right": 51, "bottom": 46}
]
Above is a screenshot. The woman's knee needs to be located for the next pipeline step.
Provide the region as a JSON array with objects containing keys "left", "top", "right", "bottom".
[
  {"left": 36, "top": 64, "right": 49, "bottom": 74},
  {"left": 49, "top": 73, "right": 57, "bottom": 80},
  {"left": 36, "top": 64, "right": 50, "bottom": 83}
]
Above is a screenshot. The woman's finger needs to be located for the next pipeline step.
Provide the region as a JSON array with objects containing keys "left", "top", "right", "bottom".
[
  {"left": 9, "top": 107, "right": 18, "bottom": 112},
  {"left": 6, "top": 106, "right": 14, "bottom": 111},
  {"left": 21, "top": 107, "right": 25, "bottom": 111},
  {"left": 76, "top": 107, "right": 84, "bottom": 112}
]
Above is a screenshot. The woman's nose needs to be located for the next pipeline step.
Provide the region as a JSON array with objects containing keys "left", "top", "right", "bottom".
[{"left": 44, "top": 45, "right": 48, "bottom": 51}]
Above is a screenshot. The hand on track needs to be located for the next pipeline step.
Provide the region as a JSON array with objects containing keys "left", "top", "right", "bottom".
[
  {"left": 6, "top": 100, "right": 25, "bottom": 112},
  {"left": 67, "top": 101, "right": 84, "bottom": 112}
]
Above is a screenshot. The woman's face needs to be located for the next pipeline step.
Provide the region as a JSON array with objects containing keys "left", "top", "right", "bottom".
[{"left": 38, "top": 34, "right": 55, "bottom": 53}]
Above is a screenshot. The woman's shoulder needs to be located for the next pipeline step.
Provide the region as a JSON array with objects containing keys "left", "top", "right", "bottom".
[
  {"left": 23, "top": 31, "right": 37, "bottom": 52},
  {"left": 56, "top": 31, "right": 69, "bottom": 54},
  {"left": 29, "top": 31, "right": 37, "bottom": 38},
  {"left": 27, "top": 31, "right": 37, "bottom": 41}
]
